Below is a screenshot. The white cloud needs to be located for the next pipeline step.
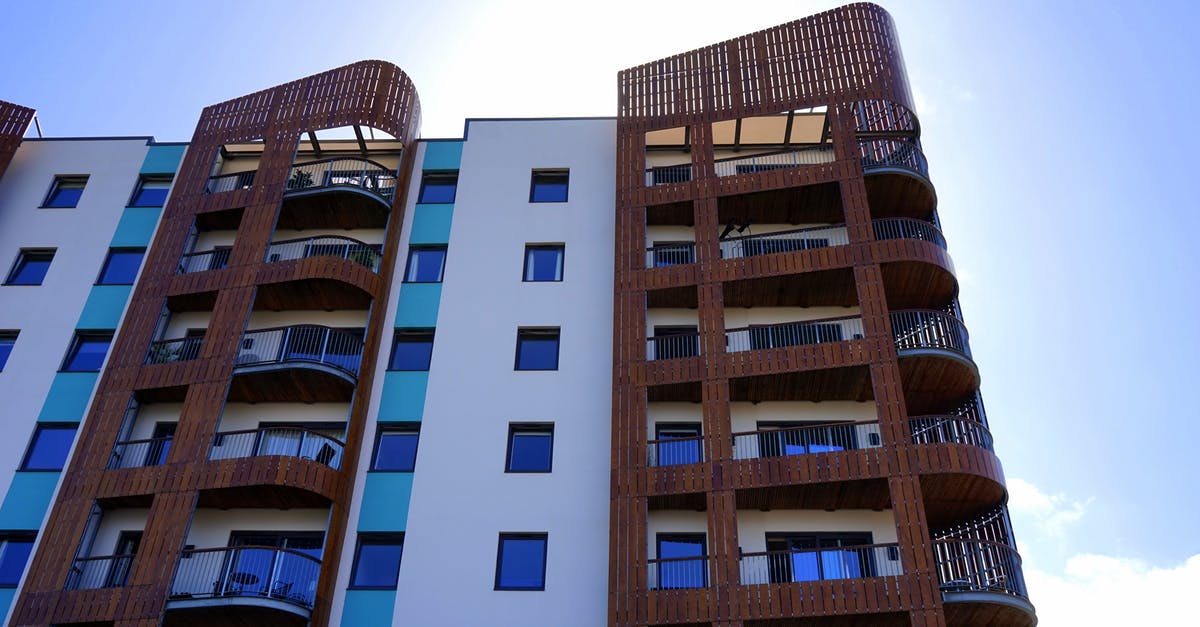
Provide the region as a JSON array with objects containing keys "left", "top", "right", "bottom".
[
  {"left": 1026, "top": 554, "right": 1200, "bottom": 626},
  {"left": 1007, "top": 477, "right": 1090, "bottom": 538}
]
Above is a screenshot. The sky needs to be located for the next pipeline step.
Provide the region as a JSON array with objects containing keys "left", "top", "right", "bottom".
[{"left": 3, "top": 0, "right": 1199, "bottom": 623}]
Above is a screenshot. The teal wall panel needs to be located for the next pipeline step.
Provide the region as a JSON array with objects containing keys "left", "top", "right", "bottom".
[
  {"left": 377, "top": 372, "right": 428, "bottom": 422},
  {"left": 76, "top": 285, "right": 132, "bottom": 330},
  {"left": 421, "top": 141, "right": 463, "bottom": 170},
  {"left": 0, "top": 588, "right": 15, "bottom": 618},
  {"left": 393, "top": 283, "right": 442, "bottom": 328},
  {"left": 409, "top": 204, "right": 455, "bottom": 245},
  {"left": 36, "top": 372, "right": 99, "bottom": 423},
  {"left": 357, "top": 473, "right": 413, "bottom": 532},
  {"left": 340, "top": 589, "right": 397, "bottom": 627},
  {"left": 0, "top": 473, "right": 60, "bottom": 529},
  {"left": 140, "top": 144, "right": 186, "bottom": 174},
  {"left": 110, "top": 207, "right": 161, "bottom": 247}
]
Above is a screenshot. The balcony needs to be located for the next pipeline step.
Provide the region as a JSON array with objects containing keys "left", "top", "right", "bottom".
[
  {"left": 891, "top": 309, "right": 977, "bottom": 413},
  {"left": 204, "top": 170, "right": 256, "bottom": 194},
  {"left": 178, "top": 248, "right": 231, "bottom": 274},
  {"left": 647, "top": 435, "right": 705, "bottom": 467},
  {"left": 739, "top": 542, "right": 902, "bottom": 585},
  {"left": 265, "top": 235, "right": 381, "bottom": 271},
  {"left": 210, "top": 427, "right": 345, "bottom": 470},
  {"left": 725, "top": 314, "right": 864, "bottom": 353},
  {"left": 937, "top": 538, "right": 1035, "bottom": 627},
  {"left": 732, "top": 420, "right": 881, "bottom": 460},
  {"left": 145, "top": 336, "right": 204, "bottom": 365},
  {"left": 107, "top": 435, "right": 172, "bottom": 469},
  {"left": 166, "top": 545, "right": 319, "bottom": 625},
  {"left": 647, "top": 555, "right": 709, "bottom": 590},
  {"left": 229, "top": 325, "right": 363, "bottom": 403},
  {"left": 278, "top": 157, "right": 397, "bottom": 230},
  {"left": 860, "top": 138, "right": 936, "bottom": 220},
  {"left": 714, "top": 144, "right": 835, "bottom": 178},
  {"left": 64, "top": 554, "right": 135, "bottom": 590}
]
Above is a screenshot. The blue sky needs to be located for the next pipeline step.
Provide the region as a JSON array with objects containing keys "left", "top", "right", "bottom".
[{"left": 3, "top": 1, "right": 1198, "bottom": 622}]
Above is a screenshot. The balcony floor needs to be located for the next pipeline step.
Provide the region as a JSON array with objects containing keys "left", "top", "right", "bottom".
[
  {"left": 164, "top": 598, "right": 308, "bottom": 627},
  {"left": 229, "top": 367, "right": 355, "bottom": 403},
  {"left": 279, "top": 189, "right": 389, "bottom": 229}
]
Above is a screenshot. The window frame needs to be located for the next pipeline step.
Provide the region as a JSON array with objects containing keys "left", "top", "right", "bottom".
[
  {"left": 95, "top": 248, "right": 146, "bottom": 286},
  {"left": 19, "top": 423, "right": 77, "bottom": 472},
  {"left": 655, "top": 532, "right": 708, "bottom": 589},
  {"left": 386, "top": 328, "right": 435, "bottom": 371},
  {"left": 522, "top": 244, "right": 565, "bottom": 282},
  {"left": 514, "top": 328, "right": 561, "bottom": 371},
  {"left": 417, "top": 171, "right": 459, "bottom": 204},
  {"left": 403, "top": 246, "right": 448, "bottom": 283},
  {"left": 128, "top": 175, "right": 173, "bottom": 207},
  {"left": 4, "top": 248, "right": 56, "bottom": 286},
  {"left": 494, "top": 533, "right": 549, "bottom": 591},
  {"left": 61, "top": 331, "right": 113, "bottom": 372},
  {"left": 0, "top": 330, "right": 17, "bottom": 371},
  {"left": 0, "top": 532, "right": 36, "bottom": 587},
  {"left": 528, "top": 169, "right": 569, "bottom": 203},
  {"left": 348, "top": 533, "right": 405, "bottom": 590},
  {"left": 370, "top": 423, "right": 420, "bottom": 472},
  {"left": 505, "top": 423, "right": 554, "bottom": 473},
  {"left": 41, "top": 175, "right": 88, "bottom": 208}
]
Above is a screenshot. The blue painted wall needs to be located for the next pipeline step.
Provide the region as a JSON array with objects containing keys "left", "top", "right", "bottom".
[
  {"left": 35, "top": 373, "right": 100, "bottom": 423},
  {"left": 76, "top": 285, "right": 134, "bottom": 329},
  {"left": 357, "top": 474, "right": 415, "bottom": 532},
  {"left": 0, "top": 473, "right": 61, "bottom": 529},
  {"left": 340, "top": 589, "right": 398, "bottom": 626},
  {"left": 140, "top": 144, "right": 187, "bottom": 175}
]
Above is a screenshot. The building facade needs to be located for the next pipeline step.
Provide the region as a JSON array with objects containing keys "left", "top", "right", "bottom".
[{"left": 0, "top": 5, "right": 1035, "bottom": 627}]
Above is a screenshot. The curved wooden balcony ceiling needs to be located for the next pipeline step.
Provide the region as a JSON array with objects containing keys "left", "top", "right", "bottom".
[
  {"left": 277, "top": 189, "right": 390, "bottom": 230},
  {"left": 944, "top": 600, "right": 1036, "bottom": 627},
  {"left": 744, "top": 612, "right": 911, "bottom": 627},
  {"left": 254, "top": 276, "right": 374, "bottom": 311},
  {"left": 864, "top": 171, "right": 937, "bottom": 219},
  {"left": 722, "top": 267, "right": 858, "bottom": 307},
  {"left": 715, "top": 180, "right": 845, "bottom": 226},
  {"left": 164, "top": 603, "right": 308, "bottom": 627},
  {"left": 879, "top": 258, "right": 957, "bottom": 310},
  {"left": 899, "top": 355, "right": 980, "bottom": 415},
  {"left": 228, "top": 367, "right": 355, "bottom": 403}
]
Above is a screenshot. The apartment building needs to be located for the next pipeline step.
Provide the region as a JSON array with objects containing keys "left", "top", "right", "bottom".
[{"left": 0, "top": 4, "right": 1035, "bottom": 626}]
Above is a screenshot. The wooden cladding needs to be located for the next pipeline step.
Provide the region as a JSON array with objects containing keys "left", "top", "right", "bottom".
[{"left": 0, "top": 100, "right": 34, "bottom": 180}]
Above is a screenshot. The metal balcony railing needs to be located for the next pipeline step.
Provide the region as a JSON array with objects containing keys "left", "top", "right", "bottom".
[
  {"left": 145, "top": 336, "right": 204, "bottom": 365},
  {"left": 169, "top": 546, "right": 320, "bottom": 610},
  {"left": 934, "top": 539, "right": 1028, "bottom": 599},
  {"left": 646, "top": 332, "right": 701, "bottom": 361},
  {"left": 739, "top": 543, "right": 903, "bottom": 585},
  {"left": 872, "top": 217, "right": 947, "bottom": 249},
  {"left": 107, "top": 436, "right": 172, "bottom": 469},
  {"left": 209, "top": 427, "right": 345, "bottom": 470},
  {"left": 235, "top": 325, "right": 363, "bottom": 379},
  {"left": 890, "top": 310, "right": 971, "bottom": 359},
  {"left": 647, "top": 555, "right": 709, "bottom": 589},
  {"left": 65, "top": 554, "right": 136, "bottom": 590},
  {"left": 719, "top": 224, "right": 850, "bottom": 259},
  {"left": 265, "top": 235, "right": 382, "bottom": 271},
  {"left": 725, "top": 315, "right": 864, "bottom": 353},
  {"left": 732, "top": 420, "right": 882, "bottom": 460},
  {"left": 713, "top": 144, "right": 835, "bottom": 177},
  {"left": 644, "top": 242, "right": 696, "bottom": 268},
  {"left": 647, "top": 435, "right": 705, "bottom": 467},
  {"left": 644, "top": 163, "right": 693, "bottom": 186},
  {"left": 204, "top": 171, "right": 255, "bottom": 194},
  {"left": 860, "top": 138, "right": 929, "bottom": 177},
  {"left": 909, "top": 415, "right": 994, "bottom": 451},
  {"left": 177, "top": 248, "right": 231, "bottom": 274},
  {"left": 285, "top": 157, "right": 397, "bottom": 205}
]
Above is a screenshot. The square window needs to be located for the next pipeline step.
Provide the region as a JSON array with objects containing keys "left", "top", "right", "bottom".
[
  {"left": 523, "top": 245, "right": 564, "bottom": 282},
  {"left": 0, "top": 331, "right": 16, "bottom": 370},
  {"left": 388, "top": 329, "right": 434, "bottom": 371},
  {"left": 129, "top": 175, "right": 172, "bottom": 207},
  {"left": 62, "top": 332, "right": 112, "bottom": 372},
  {"left": 656, "top": 533, "right": 707, "bottom": 589},
  {"left": 42, "top": 176, "right": 88, "bottom": 208},
  {"left": 417, "top": 171, "right": 458, "bottom": 204},
  {"left": 529, "top": 170, "right": 569, "bottom": 203},
  {"left": 371, "top": 424, "right": 419, "bottom": 471},
  {"left": 506, "top": 424, "right": 553, "bottom": 473},
  {"left": 97, "top": 248, "right": 145, "bottom": 285},
  {"left": 653, "top": 423, "right": 702, "bottom": 466},
  {"left": 350, "top": 534, "right": 404, "bottom": 589},
  {"left": 20, "top": 424, "right": 77, "bottom": 471},
  {"left": 0, "top": 533, "right": 35, "bottom": 587},
  {"left": 5, "top": 249, "right": 55, "bottom": 285},
  {"left": 404, "top": 246, "right": 447, "bottom": 283},
  {"left": 495, "top": 533, "right": 547, "bottom": 590},
  {"left": 515, "top": 328, "right": 559, "bottom": 371}
]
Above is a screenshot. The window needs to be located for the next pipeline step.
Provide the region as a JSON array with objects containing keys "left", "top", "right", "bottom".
[
  {"left": 764, "top": 532, "right": 876, "bottom": 582},
  {"left": 506, "top": 424, "right": 553, "bottom": 473},
  {"left": 20, "top": 423, "right": 77, "bottom": 471},
  {"left": 387, "top": 329, "right": 434, "bottom": 371},
  {"left": 523, "top": 245, "right": 564, "bottom": 282},
  {"left": 350, "top": 534, "right": 404, "bottom": 589},
  {"left": 0, "top": 331, "right": 16, "bottom": 370},
  {"left": 96, "top": 248, "right": 145, "bottom": 285},
  {"left": 371, "top": 424, "right": 419, "bottom": 471},
  {"left": 129, "top": 175, "right": 172, "bottom": 207},
  {"left": 0, "top": 533, "right": 35, "bottom": 587},
  {"left": 529, "top": 170, "right": 569, "bottom": 202},
  {"left": 495, "top": 533, "right": 547, "bottom": 590},
  {"left": 42, "top": 176, "right": 87, "bottom": 208},
  {"left": 5, "top": 249, "right": 55, "bottom": 285},
  {"left": 62, "top": 332, "right": 113, "bottom": 372},
  {"left": 404, "top": 246, "right": 447, "bottom": 283},
  {"left": 417, "top": 171, "right": 458, "bottom": 203},
  {"left": 656, "top": 533, "right": 707, "bottom": 589},
  {"left": 652, "top": 423, "right": 702, "bottom": 466},
  {"left": 515, "top": 328, "right": 559, "bottom": 371}
]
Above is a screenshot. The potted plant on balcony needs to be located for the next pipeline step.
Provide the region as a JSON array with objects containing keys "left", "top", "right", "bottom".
[{"left": 288, "top": 169, "right": 314, "bottom": 190}]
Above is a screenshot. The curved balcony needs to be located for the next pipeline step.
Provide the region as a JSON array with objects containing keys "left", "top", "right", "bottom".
[
  {"left": 937, "top": 539, "right": 1035, "bottom": 626},
  {"left": 891, "top": 309, "right": 977, "bottom": 414},
  {"left": 166, "top": 545, "right": 319, "bottom": 625},
  {"left": 265, "top": 235, "right": 381, "bottom": 271},
  {"left": 279, "top": 157, "right": 397, "bottom": 229},
  {"left": 209, "top": 426, "right": 345, "bottom": 470},
  {"left": 229, "top": 325, "right": 363, "bottom": 403},
  {"left": 860, "top": 138, "right": 936, "bottom": 219}
]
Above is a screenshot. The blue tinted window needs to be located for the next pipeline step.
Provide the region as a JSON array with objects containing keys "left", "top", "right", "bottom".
[
  {"left": 523, "top": 246, "right": 563, "bottom": 282},
  {"left": 529, "top": 170, "right": 568, "bottom": 202},
  {"left": 21, "top": 424, "right": 76, "bottom": 471},
  {"left": 388, "top": 330, "right": 434, "bottom": 370},
  {"left": 0, "top": 535, "right": 34, "bottom": 586},
  {"left": 372, "top": 426, "right": 419, "bottom": 471},
  {"left": 63, "top": 334, "right": 112, "bottom": 371},
  {"left": 417, "top": 172, "right": 458, "bottom": 203},
  {"left": 0, "top": 332, "right": 15, "bottom": 370},
  {"left": 404, "top": 247, "right": 446, "bottom": 283},
  {"left": 350, "top": 535, "right": 404, "bottom": 588},
  {"left": 130, "top": 177, "right": 171, "bottom": 207},
  {"left": 97, "top": 249, "right": 145, "bottom": 285},
  {"left": 515, "top": 329, "right": 559, "bottom": 370},
  {"left": 495, "top": 534, "right": 547, "bottom": 590},
  {"left": 653, "top": 424, "right": 702, "bottom": 466},
  {"left": 506, "top": 425, "right": 553, "bottom": 473},
  {"left": 43, "top": 176, "right": 87, "bottom": 208},
  {"left": 657, "top": 534, "right": 707, "bottom": 589},
  {"left": 6, "top": 250, "right": 54, "bottom": 285}
]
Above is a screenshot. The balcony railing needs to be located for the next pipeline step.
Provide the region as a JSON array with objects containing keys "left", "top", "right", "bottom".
[
  {"left": 177, "top": 248, "right": 231, "bottom": 274},
  {"left": 725, "top": 315, "right": 864, "bottom": 353},
  {"left": 909, "top": 415, "right": 994, "bottom": 451},
  {"left": 890, "top": 310, "right": 971, "bottom": 359},
  {"left": 169, "top": 545, "right": 320, "bottom": 610},
  {"left": 644, "top": 163, "right": 693, "bottom": 186},
  {"left": 732, "top": 420, "right": 882, "bottom": 460},
  {"left": 647, "top": 435, "right": 705, "bottom": 467},
  {"left": 644, "top": 242, "right": 696, "bottom": 268},
  {"left": 872, "top": 217, "right": 946, "bottom": 249},
  {"left": 145, "top": 336, "right": 203, "bottom": 365},
  {"left": 860, "top": 138, "right": 929, "bottom": 177},
  {"left": 204, "top": 170, "right": 255, "bottom": 194},
  {"left": 65, "top": 554, "right": 136, "bottom": 590},
  {"left": 235, "top": 325, "right": 363, "bottom": 379},
  {"left": 209, "top": 427, "right": 345, "bottom": 470},
  {"left": 934, "top": 539, "right": 1028, "bottom": 599},
  {"left": 714, "top": 144, "right": 835, "bottom": 177},
  {"left": 647, "top": 555, "right": 709, "bottom": 590},
  {"left": 646, "top": 331, "right": 700, "bottom": 361},
  {"left": 740, "top": 543, "right": 903, "bottom": 585},
  {"left": 719, "top": 224, "right": 850, "bottom": 259},
  {"left": 285, "top": 157, "right": 397, "bottom": 204},
  {"left": 265, "top": 235, "right": 382, "bottom": 271},
  {"left": 108, "top": 436, "right": 172, "bottom": 469}
]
